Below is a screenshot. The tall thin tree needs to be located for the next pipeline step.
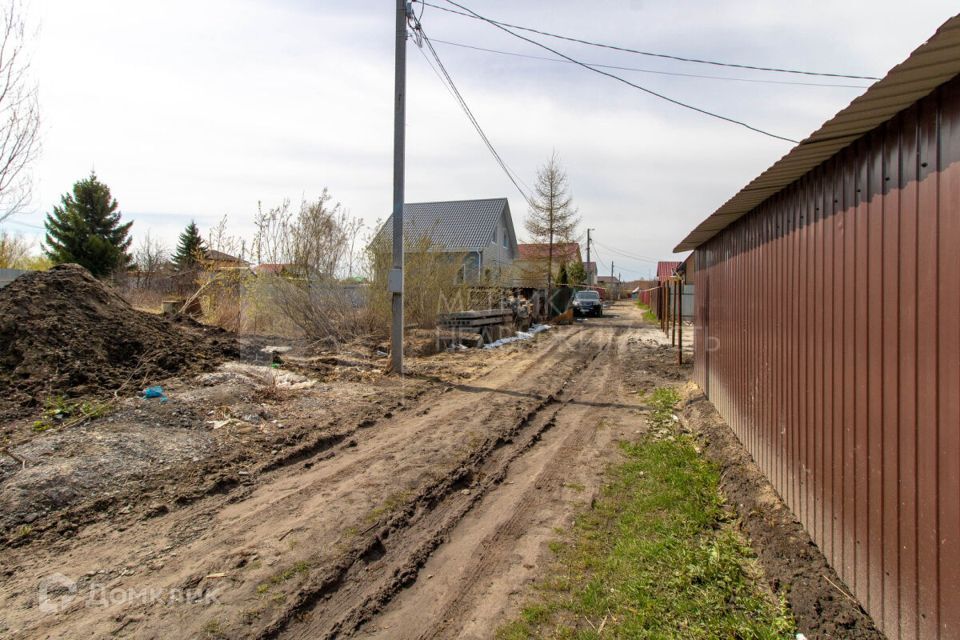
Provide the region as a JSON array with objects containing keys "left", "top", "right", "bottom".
[{"left": 524, "top": 151, "right": 580, "bottom": 308}]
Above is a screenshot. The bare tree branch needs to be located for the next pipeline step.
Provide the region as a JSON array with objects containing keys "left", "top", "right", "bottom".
[{"left": 0, "top": 0, "right": 37, "bottom": 222}]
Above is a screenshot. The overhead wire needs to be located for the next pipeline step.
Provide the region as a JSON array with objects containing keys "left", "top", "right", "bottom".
[
  {"left": 413, "top": 19, "right": 535, "bottom": 205},
  {"left": 438, "top": 0, "right": 799, "bottom": 143},
  {"left": 593, "top": 240, "right": 659, "bottom": 264},
  {"left": 419, "top": 1, "right": 879, "bottom": 80},
  {"left": 428, "top": 38, "right": 871, "bottom": 89}
]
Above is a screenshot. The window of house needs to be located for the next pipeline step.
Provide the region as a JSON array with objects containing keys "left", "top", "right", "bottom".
[{"left": 502, "top": 226, "right": 508, "bottom": 248}]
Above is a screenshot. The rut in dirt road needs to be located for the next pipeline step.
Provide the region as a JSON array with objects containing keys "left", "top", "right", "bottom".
[
  {"left": 275, "top": 323, "right": 628, "bottom": 639},
  {"left": 0, "top": 305, "right": 657, "bottom": 640},
  {"left": 353, "top": 319, "right": 642, "bottom": 640}
]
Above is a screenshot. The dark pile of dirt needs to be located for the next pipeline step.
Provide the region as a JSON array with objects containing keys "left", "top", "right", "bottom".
[{"left": 0, "top": 264, "right": 235, "bottom": 418}]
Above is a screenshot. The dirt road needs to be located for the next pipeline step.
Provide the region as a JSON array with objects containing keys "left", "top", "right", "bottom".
[{"left": 0, "top": 302, "right": 683, "bottom": 639}]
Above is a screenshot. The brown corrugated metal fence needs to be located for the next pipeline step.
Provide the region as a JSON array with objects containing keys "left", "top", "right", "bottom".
[{"left": 693, "top": 76, "right": 960, "bottom": 640}]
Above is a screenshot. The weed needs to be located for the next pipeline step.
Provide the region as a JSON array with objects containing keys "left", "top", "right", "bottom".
[
  {"left": 14, "top": 524, "right": 32, "bottom": 538},
  {"left": 562, "top": 482, "right": 585, "bottom": 492},
  {"left": 364, "top": 490, "right": 413, "bottom": 524},
  {"left": 241, "top": 608, "right": 262, "bottom": 624},
  {"left": 202, "top": 619, "right": 224, "bottom": 637},
  {"left": 268, "top": 561, "right": 310, "bottom": 585},
  {"left": 32, "top": 396, "right": 112, "bottom": 433},
  {"left": 496, "top": 406, "right": 794, "bottom": 639},
  {"left": 256, "top": 561, "right": 310, "bottom": 598},
  {"left": 647, "top": 386, "right": 681, "bottom": 430},
  {"left": 637, "top": 302, "right": 657, "bottom": 323}
]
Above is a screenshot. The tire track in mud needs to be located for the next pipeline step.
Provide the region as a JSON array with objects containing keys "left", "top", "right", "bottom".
[
  {"left": 0, "top": 322, "right": 627, "bottom": 640},
  {"left": 412, "top": 328, "right": 627, "bottom": 640},
  {"left": 270, "top": 325, "right": 625, "bottom": 639},
  {"left": 216, "top": 332, "right": 588, "bottom": 537},
  {"left": 356, "top": 324, "right": 632, "bottom": 639}
]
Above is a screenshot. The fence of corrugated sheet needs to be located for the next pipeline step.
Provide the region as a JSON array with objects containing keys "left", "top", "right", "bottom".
[{"left": 692, "top": 79, "right": 960, "bottom": 640}]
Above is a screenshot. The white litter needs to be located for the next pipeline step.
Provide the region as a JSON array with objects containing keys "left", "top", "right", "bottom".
[
  {"left": 483, "top": 324, "right": 551, "bottom": 349},
  {"left": 261, "top": 345, "right": 292, "bottom": 354}
]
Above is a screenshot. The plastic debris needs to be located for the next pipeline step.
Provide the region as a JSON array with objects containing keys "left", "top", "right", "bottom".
[
  {"left": 142, "top": 386, "right": 168, "bottom": 402},
  {"left": 483, "top": 324, "right": 551, "bottom": 349}
]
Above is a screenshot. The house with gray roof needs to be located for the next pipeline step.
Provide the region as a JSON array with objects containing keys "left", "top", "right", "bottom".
[{"left": 376, "top": 197, "right": 519, "bottom": 283}]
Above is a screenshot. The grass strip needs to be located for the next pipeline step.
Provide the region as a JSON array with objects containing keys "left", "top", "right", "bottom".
[
  {"left": 636, "top": 302, "right": 657, "bottom": 323},
  {"left": 498, "top": 388, "right": 794, "bottom": 640}
]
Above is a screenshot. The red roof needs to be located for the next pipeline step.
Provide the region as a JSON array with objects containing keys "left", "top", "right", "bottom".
[
  {"left": 656, "top": 261, "right": 681, "bottom": 282},
  {"left": 255, "top": 263, "right": 293, "bottom": 275},
  {"left": 517, "top": 242, "right": 581, "bottom": 262}
]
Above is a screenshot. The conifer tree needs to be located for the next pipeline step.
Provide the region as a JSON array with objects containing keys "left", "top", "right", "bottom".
[
  {"left": 568, "top": 260, "right": 587, "bottom": 285},
  {"left": 44, "top": 172, "right": 132, "bottom": 277},
  {"left": 525, "top": 151, "right": 580, "bottom": 299},
  {"left": 173, "top": 221, "right": 205, "bottom": 270}
]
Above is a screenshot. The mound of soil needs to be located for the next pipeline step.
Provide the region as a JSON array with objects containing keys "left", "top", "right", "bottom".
[{"left": 0, "top": 264, "right": 234, "bottom": 418}]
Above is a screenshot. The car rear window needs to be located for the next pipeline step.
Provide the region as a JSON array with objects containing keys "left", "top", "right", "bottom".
[{"left": 576, "top": 291, "right": 600, "bottom": 300}]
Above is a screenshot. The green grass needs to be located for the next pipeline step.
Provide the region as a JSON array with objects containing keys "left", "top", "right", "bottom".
[
  {"left": 497, "top": 388, "right": 794, "bottom": 640},
  {"left": 636, "top": 302, "right": 657, "bottom": 323},
  {"left": 648, "top": 387, "right": 681, "bottom": 430}
]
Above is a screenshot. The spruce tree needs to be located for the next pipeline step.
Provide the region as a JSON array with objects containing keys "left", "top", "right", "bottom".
[
  {"left": 44, "top": 172, "right": 133, "bottom": 278},
  {"left": 568, "top": 260, "right": 586, "bottom": 285},
  {"left": 173, "top": 221, "right": 205, "bottom": 270}
]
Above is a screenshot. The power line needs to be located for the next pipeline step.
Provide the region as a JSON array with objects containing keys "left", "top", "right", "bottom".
[
  {"left": 429, "top": 38, "right": 871, "bottom": 89},
  {"left": 415, "top": 22, "right": 534, "bottom": 205},
  {"left": 420, "top": 1, "right": 879, "bottom": 81},
  {"left": 438, "top": 1, "right": 799, "bottom": 143},
  {"left": 593, "top": 240, "right": 659, "bottom": 264}
]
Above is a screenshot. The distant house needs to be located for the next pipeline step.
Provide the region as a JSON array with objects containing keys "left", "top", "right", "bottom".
[
  {"left": 514, "top": 242, "right": 583, "bottom": 287},
  {"left": 204, "top": 249, "right": 250, "bottom": 271},
  {"left": 376, "top": 197, "right": 519, "bottom": 283},
  {"left": 595, "top": 275, "right": 620, "bottom": 285},
  {"left": 656, "top": 260, "right": 681, "bottom": 283}
]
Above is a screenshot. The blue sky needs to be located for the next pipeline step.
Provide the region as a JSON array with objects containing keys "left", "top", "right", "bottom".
[{"left": 3, "top": 1, "right": 956, "bottom": 278}]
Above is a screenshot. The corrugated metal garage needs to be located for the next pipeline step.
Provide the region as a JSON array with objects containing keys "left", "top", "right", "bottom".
[{"left": 675, "top": 15, "right": 960, "bottom": 640}]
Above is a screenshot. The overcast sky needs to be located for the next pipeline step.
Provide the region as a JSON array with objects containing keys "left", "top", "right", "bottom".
[{"left": 3, "top": 1, "right": 956, "bottom": 278}]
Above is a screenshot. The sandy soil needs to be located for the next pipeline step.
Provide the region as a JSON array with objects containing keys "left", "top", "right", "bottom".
[
  {"left": 0, "top": 303, "right": 666, "bottom": 638},
  {"left": 0, "top": 302, "right": 877, "bottom": 639}
]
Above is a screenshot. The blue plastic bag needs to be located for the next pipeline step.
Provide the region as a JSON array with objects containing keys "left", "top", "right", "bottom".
[{"left": 143, "top": 386, "right": 167, "bottom": 402}]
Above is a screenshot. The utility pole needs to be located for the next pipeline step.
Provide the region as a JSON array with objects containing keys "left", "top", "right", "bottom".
[
  {"left": 586, "top": 228, "right": 593, "bottom": 285},
  {"left": 546, "top": 226, "right": 553, "bottom": 316},
  {"left": 389, "top": 0, "right": 409, "bottom": 373}
]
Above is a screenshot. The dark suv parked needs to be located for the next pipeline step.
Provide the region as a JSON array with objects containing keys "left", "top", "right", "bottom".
[{"left": 571, "top": 290, "right": 602, "bottom": 317}]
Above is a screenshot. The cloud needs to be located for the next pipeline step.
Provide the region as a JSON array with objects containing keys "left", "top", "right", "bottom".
[{"left": 11, "top": 0, "right": 955, "bottom": 277}]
